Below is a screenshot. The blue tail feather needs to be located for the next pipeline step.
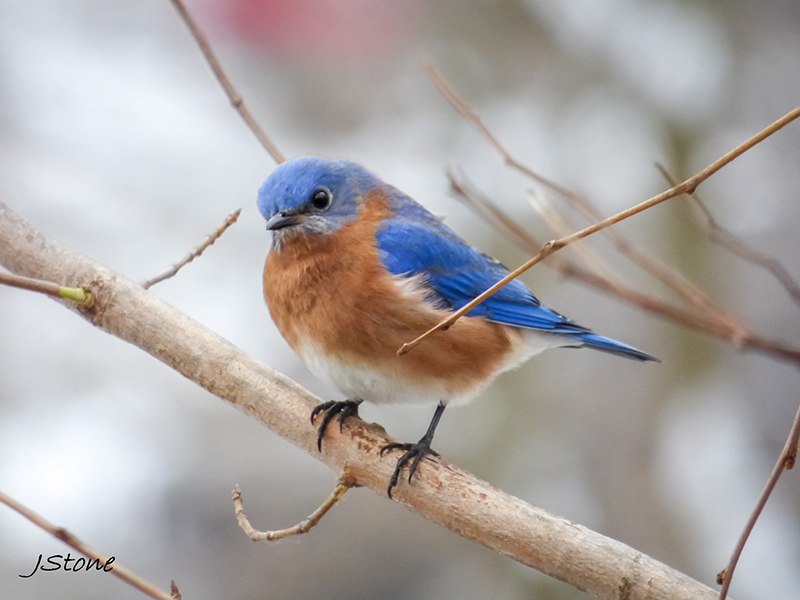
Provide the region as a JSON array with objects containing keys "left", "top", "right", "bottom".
[{"left": 575, "top": 333, "right": 660, "bottom": 362}]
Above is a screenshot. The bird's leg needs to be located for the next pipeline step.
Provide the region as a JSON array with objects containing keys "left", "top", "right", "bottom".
[
  {"left": 310, "top": 399, "right": 363, "bottom": 452},
  {"left": 380, "top": 402, "right": 446, "bottom": 499}
]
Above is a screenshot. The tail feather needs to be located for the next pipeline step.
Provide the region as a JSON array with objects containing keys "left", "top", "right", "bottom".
[{"left": 576, "top": 332, "right": 660, "bottom": 362}]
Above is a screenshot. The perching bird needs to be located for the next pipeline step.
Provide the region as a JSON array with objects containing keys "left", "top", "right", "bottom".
[{"left": 257, "top": 156, "right": 658, "bottom": 498}]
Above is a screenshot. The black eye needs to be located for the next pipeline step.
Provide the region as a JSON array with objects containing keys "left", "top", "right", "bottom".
[{"left": 309, "top": 186, "right": 332, "bottom": 211}]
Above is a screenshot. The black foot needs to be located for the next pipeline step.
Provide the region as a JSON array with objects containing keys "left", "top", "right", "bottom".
[
  {"left": 380, "top": 439, "right": 440, "bottom": 499},
  {"left": 310, "top": 399, "right": 362, "bottom": 452},
  {"left": 380, "top": 402, "right": 447, "bottom": 499}
]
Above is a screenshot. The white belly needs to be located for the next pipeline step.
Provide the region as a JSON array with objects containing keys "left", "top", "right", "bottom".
[
  {"left": 297, "top": 339, "right": 451, "bottom": 405},
  {"left": 295, "top": 328, "right": 566, "bottom": 406}
]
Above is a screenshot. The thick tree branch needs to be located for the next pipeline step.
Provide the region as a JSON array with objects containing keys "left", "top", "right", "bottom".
[{"left": 0, "top": 201, "right": 723, "bottom": 599}]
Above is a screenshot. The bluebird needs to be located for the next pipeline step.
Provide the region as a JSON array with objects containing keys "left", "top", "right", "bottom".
[{"left": 258, "top": 156, "right": 658, "bottom": 498}]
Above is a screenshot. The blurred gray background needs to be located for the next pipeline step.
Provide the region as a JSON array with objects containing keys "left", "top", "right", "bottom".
[{"left": 1, "top": 0, "right": 799, "bottom": 598}]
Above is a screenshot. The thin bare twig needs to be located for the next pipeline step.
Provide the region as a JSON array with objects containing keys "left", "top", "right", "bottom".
[
  {"left": 525, "top": 187, "right": 620, "bottom": 282},
  {"left": 451, "top": 167, "right": 622, "bottom": 287},
  {"left": 429, "top": 63, "right": 747, "bottom": 337},
  {"left": 447, "top": 171, "right": 544, "bottom": 252},
  {"left": 717, "top": 402, "right": 800, "bottom": 599},
  {"left": 170, "top": 581, "right": 182, "bottom": 600},
  {"left": 168, "top": 0, "right": 285, "bottom": 164},
  {"left": 426, "top": 62, "right": 574, "bottom": 198},
  {"left": 0, "top": 490, "right": 175, "bottom": 600},
  {"left": 0, "top": 270, "right": 92, "bottom": 305},
  {"left": 656, "top": 162, "right": 800, "bottom": 308},
  {"left": 449, "top": 170, "right": 626, "bottom": 290},
  {"left": 233, "top": 470, "right": 357, "bottom": 541},
  {"left": 562, "top": 186, "right": 746, "bottom": 333},
  {"left": 398, "top": 103, "right": 800, "bottom": 355},
  {"left": 448, "top": 172, "right": 800, "bottom": 364},
  {"left": 141, "top": 208, "right": 241, "bottom": 289}
]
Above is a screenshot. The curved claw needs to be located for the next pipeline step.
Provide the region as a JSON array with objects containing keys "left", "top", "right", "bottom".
[
  {"left": 381, "top": 440, "right": 438, "bottom": 499},
  {"left": 381, "top": 443, "right": 440, "bottom": 459},
  {"left": 310, "top": 399, "right": 362, "bottom": 452}
]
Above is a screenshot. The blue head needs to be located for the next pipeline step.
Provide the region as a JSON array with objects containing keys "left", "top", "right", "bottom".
[{"left": 257, "top": 156, "right": 384, "bottom": 245}]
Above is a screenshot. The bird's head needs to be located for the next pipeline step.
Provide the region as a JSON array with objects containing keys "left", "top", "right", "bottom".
[{"left": 257, "top": 156, "right": 382, "bottom": 246}]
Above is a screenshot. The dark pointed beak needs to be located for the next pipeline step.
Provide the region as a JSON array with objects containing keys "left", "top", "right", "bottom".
[{"left": 266, "top": 211, "right": 302, "bottom": 231}]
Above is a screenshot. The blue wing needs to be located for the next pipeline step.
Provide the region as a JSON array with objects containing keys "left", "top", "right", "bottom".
[
  {"left": 375, "top": 217, "right": 587, "bottom": 334},
  {"left": 375, "top": 202, "right": 657, "bottom": 362}
]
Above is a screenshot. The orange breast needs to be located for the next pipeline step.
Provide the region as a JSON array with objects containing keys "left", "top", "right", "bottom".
[{"left": 263, "top": 190, "right": 522, "bottom": 402}]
